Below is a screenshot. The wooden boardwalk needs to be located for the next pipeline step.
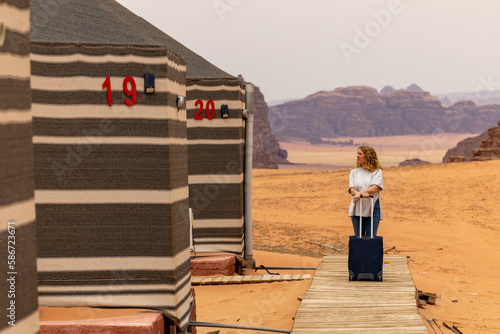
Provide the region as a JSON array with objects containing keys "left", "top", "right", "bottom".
[
  {"left": 291, "top": 255, "right": 428, "bottom": 333},
  {"left": 191, "top": 274, "right": 311, "bottom": 285}
]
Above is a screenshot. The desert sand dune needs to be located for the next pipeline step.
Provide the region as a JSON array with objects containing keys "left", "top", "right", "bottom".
[{"left": 194, "top": 159, "right": 500, "bottom": 333}]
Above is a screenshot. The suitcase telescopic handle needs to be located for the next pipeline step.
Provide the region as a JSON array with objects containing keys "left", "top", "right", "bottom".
[{"left": 358, "top": 195, "right": 374, "bottom": 239}]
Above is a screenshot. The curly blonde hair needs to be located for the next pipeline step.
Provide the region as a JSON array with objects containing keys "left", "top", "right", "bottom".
[{"left": 354, "top": 145, "right": 383, "bottom": 172}]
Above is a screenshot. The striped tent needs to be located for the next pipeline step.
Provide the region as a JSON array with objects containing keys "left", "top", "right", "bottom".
[
  {"left": 31, "top": 0, "right": 248, "bottom": 257},
  {"left": 0, "top": 0, "right": 39, "bottom": 333},
  {"left": 30, "top": 41, "right": 191, "bottom": 329},
  {"left": 186, "top": 80, "right": 246, "bottom": 254}
]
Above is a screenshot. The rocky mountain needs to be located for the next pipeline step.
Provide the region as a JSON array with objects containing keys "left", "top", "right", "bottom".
[
  {"left": 380, "top": 85, "right": 396, "bottom": 95},
  {"left": 442, "top": 131, "right": 489, "bottom": 162},
  {"left": 269, "top": 85, "right": 500, "bottom": 143},
  {"left": 440, "top": 96, "right": 452, "bottom": 107},
  {"left": 399, "top": 159, "right": 431, "bottom": 167},
  {"left": 406, "top": 83, "right": 425, "bottom": 93},
  {"left": 443, "top": 120, "right": 500, "bottom": 162},
  {"left": 380, "top": 84, "right": 423, "bottom": 95},
  {"left": 471, "top": 121, "right": 500, "bottom": 161},
  {"left": 239, "top": 76, "right": 288, "bottom": 169}
]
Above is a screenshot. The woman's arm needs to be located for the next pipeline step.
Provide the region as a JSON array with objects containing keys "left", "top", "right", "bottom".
[{"left": 350, "top": 185, "right": 381, "bottom": 203}]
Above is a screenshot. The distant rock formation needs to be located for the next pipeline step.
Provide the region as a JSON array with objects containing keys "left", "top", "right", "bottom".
[
  {"left": 440, "top": 96, "right": 452, "bottom": 107},
  {"left": 380, "top": 83, "right": 423, "bottom": 95},
  {"left": 269, "top": 85, "right": 500, "bottom": 143},
  {"left": 451, "top": 100, "right": 476, "bottom": 114},
  {"left": 398, "top": 159, "right": 431, "bottom": 167},
  {"left": 433, "top": 90, "right": 500, "bottom": 106},
  {"left": 239, "top": 75, "right": 288, "bottom": 169},
  {"left": 406, "top": 83, "right": 424, "bottom": 93},
  {"left": 442, "top": 131, "right": 489, "bottom": 162},
  {"left": 380, "top": 85, "right": 395, "bottom": 95},
  {"left": 471, "top": 121, "right": 500, "bottom": 161}
]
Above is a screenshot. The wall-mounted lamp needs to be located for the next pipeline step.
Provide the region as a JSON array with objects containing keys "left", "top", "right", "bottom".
[
  {"left": 176, "top": 96, "right": 185, "bottom": 110},
  {"left": 221, "top": 104, "right": 229, "bottom": 118},
  {"left": 144, "top": 74, "right": 155, "bottom": 94},
  {"left": 0, "top": 22, "right": 6, "bottom": 47}
]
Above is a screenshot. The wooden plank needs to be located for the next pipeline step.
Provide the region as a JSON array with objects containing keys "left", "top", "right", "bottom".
[
  {"left": 230, "top": 276, "right": 243, "bottom": 284},
  {"left": 192, "top": 274, "right": 312, "bottom": 285},
  {"left": 272, "top": 275, "right": 282, "bottom": 282},
  {"left": 251, "top": 275, "right": 263, "bottom": 283},
  {"left": 220, "top": 276, "right": 233, "bottom": 284},
  {"left": 261, "top": 274, "right": 273, "bottom": 283},
  {"left": 241, "top": 275, "right": 253, "bottom": 283},
  {"left": 200, "top": 277, "right": 212, "bottom": 285},
  {"left": 191, "top": 277, "right": 203, "bottom": 285},
  {"left": 211, "top": 276, "right": 223, "bottom": 284},
  {"left": 290, "top": 255, "right": 428, "bottom": 333},
  {"left": 417, "top": 290, "right": 437, "bottom": 304}
]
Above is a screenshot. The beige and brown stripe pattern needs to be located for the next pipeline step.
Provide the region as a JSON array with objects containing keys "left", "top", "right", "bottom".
[
  {"left": 31, "top": 42, "right": 193, "bottom": 329},
  {"left": 186, "top": 79, "right": 247, "bottom": 255},
  {"left": 0, "top": 1, "right": 39, "bottom": 333}
]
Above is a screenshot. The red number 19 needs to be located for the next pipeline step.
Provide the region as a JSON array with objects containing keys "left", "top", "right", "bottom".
[{"left": 102, "top": 76, "right": 137, "bottom": 107}]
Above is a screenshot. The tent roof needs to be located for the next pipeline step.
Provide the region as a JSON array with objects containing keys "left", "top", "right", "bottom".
[{"left": 30, "top": 0, "right": 235, "bottom": 79}]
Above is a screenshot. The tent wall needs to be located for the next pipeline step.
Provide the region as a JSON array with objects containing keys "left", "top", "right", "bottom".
[
  {"left": 0, "top": 1, "right": 39, "bottom": 333},
  {"left": 29, "top": 0, "right": 250, "bottom": 259},
  {"left": 31, "top": 42, "right": 192, "bottom": 329},
  {"left": 186, "top": 79, "right": 246, "bottom": 255}
]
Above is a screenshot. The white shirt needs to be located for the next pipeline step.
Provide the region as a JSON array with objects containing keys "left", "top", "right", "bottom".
[{"left": 348, "top": 168, "right": 383, "bottom": 218}]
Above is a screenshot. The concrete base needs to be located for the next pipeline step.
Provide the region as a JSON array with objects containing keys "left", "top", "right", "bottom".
[
  {"left": 39, "top": 287, "right": 198, "bottom": 334},
  {"left": 39, "top": 308, "right": 164, "bottom": 334},
  {"left": 191, "top": 255, "right": 237, "bottom": 276}
]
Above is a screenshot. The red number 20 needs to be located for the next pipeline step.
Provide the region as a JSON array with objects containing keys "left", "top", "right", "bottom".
[
  {"left": 102, "top": 76, "right": 137, "bottom": 107},
  {"left": 194, "top": 99, "right": 215, "bottom": 120}
]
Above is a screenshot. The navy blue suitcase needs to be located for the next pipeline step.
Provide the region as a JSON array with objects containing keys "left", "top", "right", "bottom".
[{"left": 348, "top": 196, "right": 383, "bottom": 281}]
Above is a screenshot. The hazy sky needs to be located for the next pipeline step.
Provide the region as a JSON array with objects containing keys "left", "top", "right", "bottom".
[{"left": 116, "top": 0, "right": 500, "bottom": 102}]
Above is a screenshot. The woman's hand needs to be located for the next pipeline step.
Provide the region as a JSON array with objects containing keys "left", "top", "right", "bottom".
[
  {"left": 353, "top": 191, "right": 369, "bottom": 203},
  {"left": 353, "top": 192, "right": 362, "bottom": 203}
]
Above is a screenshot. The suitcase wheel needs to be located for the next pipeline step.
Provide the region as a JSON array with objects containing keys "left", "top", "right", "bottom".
[
  {"left": 349, "top": 274, "right": 354, "bottom": 281},
  {"left": 378, "top": 274, "right": 383, "bottom": 282}
]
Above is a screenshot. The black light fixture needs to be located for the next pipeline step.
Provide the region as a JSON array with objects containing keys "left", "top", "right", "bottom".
[
  {"left": 144, "top": 74, "right": 155, "bottom": 94},
  {"left": 221, "top": 104, "right": 229, "bottom": 118}
]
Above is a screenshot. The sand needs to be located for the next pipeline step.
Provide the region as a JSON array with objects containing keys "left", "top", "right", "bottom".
[
  {"left": 194, "top": 159, "right": 500, "bottom": 333},
  {"left": 193, "top": 251, "right": 320, "bottom": 333}
]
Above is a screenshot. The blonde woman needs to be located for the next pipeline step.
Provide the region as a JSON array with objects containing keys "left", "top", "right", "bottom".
[{"left": 348, "top": 146, "right": 383, "bottom": 237}]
